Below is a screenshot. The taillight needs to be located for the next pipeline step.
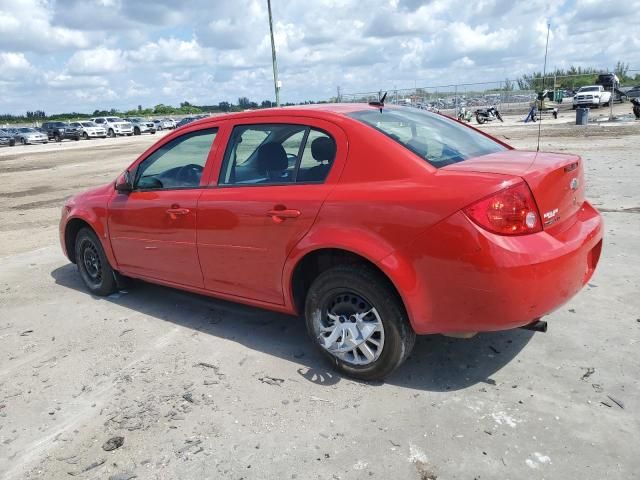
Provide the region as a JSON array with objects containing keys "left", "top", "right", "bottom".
[{"left": 464, "top": 182, "right": 542, "bottom": 236}]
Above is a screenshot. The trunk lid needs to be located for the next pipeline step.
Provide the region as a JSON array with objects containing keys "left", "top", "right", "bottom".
[{"left": 444, "top": 150, "right": 585, "bottom": 232}]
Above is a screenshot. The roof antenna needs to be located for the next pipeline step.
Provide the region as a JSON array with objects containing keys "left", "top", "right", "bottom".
[
  {"left": 369, "top": 91, "right": 387, "bottom": 112},
  {"left": 537, "top": 22, "right": 551, "bottom": 153}
]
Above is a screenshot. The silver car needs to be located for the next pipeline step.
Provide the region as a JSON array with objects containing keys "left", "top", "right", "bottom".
[
  {"left": 69, "top": 121, "right": 107, "bottom": 139},
  {"left": 0, "top": 129, "right": 16, "bottom": 147},
  {"left": 11, "top": 127, "right": 49, "bottom": 145}
]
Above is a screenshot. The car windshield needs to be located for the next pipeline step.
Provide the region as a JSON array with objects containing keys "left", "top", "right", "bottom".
[
  {"left": 348, "top": 107, "right": 506, "bottom": 167},
  {"left": 19, "top": 128, "right": 36, "bottom": 133},
  {"left": 107, "top": 117, "right": 122, "bottom": 122},
  {"left": 81, "top": 122, "right": 95, "bottom": 127},
  {"left": 580, "top": 87, "right": 599, "bottom": 92}
]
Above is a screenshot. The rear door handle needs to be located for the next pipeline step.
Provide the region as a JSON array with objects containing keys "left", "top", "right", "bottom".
[
  {"left": 267, "top": 208, "right": 301, "bottom": 222},
  {"left": 166, "top": 207, "right": 190, "bottom": 219}
]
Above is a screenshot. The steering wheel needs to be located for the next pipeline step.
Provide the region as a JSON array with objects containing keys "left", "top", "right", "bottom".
[{"left": 176, "top": 164, "right": 204, "bottom": 185}]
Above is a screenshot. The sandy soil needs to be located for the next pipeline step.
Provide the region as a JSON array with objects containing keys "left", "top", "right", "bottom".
[{"left": 1, "top": 109, "right": 639, "bottom": 480}]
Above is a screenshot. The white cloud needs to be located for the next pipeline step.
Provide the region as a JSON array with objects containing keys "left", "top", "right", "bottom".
[
  {"left": 128, "top": 38, "right": 209, "bottom": 66},
  {"left": 67, "top": 47, "right": 127, "bottom": 75},
  {"left": 0, "top": 0, "right": 90, "bottom": 52},
  {"left": 0, "top": 52, "right": 32, "bottom": 79}
]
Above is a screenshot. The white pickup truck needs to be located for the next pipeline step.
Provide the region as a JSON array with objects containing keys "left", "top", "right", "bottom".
[{"left": 572, "top": 85, "right": 612, "bottom": 109}]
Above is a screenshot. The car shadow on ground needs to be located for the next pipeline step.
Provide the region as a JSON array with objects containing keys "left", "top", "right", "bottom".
[{"left": 51, "top": 264, "right": 534, "bottom": 392}]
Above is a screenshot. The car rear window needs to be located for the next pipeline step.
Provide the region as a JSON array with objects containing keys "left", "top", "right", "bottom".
[{"left": 348, "top": 108, "right": 506, "bottom": 168}]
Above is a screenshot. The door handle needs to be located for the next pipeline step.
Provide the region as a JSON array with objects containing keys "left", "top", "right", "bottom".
[
  {"left": 166, "top": 207, "right": 190, "bottom": 219},
  {"left": 267, "top": 208, "right": 301, "bottom": 222}
]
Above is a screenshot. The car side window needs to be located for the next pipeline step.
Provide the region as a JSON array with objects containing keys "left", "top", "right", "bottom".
[
  {"left": 219, "top": 124, "right": 335, "bottom": 185},
  {"left": 296, "top": 129, "right": 336, "bottom": 183},
  {"left": 134, "top": 128, "right": 217, "bottom": 190}
]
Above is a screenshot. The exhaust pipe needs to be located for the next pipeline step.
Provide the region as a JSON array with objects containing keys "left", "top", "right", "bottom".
[{"left": 520, "top": 319, "right": 547, "bottom": 333}]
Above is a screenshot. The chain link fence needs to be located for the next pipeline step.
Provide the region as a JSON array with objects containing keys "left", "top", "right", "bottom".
[{"left": 338, "top": 71, "right": 640, "bottom": 116}]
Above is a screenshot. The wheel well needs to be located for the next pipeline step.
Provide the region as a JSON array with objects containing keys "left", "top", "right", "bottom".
[
  {"left": 64, "top": 219, "right": 92, "bottom": 263},
  {"left": 291, "top": 248, "right": 405, "bottom": 315}
]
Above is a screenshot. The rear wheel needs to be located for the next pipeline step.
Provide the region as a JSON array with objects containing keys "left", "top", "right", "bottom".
[
  {"left": 21, "top": 138, "right": 27, "bottom": 145},
  {"left": 75, "top": 228, "right": 117, "bottom": 296},
  {"left": 305, "top": 265, "right": 415, "bottom": 381},
  {"left": 134, "top": 127, "right": 141, "bottom": 135},
  {"left": 476, "top": 115, "right": 485, "bottom": 124},
  {"left": 496, "top": 111, "right": 503, "bottom": 122},
  {"left": 54, "top": 133, "right": 61, "bottom": 142},
  {"left": 83, "top": 132, "right": 89, "bottom": 140}
]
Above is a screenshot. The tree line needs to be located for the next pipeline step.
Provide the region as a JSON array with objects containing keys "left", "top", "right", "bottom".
[{"left": 0, "top": 98, "right": 329, "bottom": 125}]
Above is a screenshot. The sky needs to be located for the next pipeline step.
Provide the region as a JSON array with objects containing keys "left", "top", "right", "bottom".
[{"left": 0, "top": 0, "right": 639, "bottom": 114}]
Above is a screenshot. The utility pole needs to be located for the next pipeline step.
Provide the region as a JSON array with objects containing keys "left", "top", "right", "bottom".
[
  {"left": 336, "top": 85, "right": 341, "bottom": 103},
  {"left": 267, "top": 0, "right": 280, "bottom": 107}
]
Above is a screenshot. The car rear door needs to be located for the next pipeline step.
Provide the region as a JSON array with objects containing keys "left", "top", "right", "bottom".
[
  {"left": 108, "top": 126, "right": 220, "bottom": 287},
  {"left": 197, "top": 117, "right": 347, "bottom": 305}
]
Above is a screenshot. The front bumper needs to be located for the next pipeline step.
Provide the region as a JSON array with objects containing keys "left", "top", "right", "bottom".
[
  {"left": 113, "top": 127, "right": 133, "bottom": 135},
  {"left": 86, "top": 130, "right": 107, "bottom": 137},
  {"left": 380, "top": 202, "right": 603, "bottom": 334}
]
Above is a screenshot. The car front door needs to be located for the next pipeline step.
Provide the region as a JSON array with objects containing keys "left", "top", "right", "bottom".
[
  {"left": 108, "top": 127, "right": 219, "bottom": 288},
  {"left": 197, "top": 118, "right": 346, "bottom": 305}
]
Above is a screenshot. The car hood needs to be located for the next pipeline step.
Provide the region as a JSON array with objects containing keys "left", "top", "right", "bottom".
[{"left": 66, "top": 182, "right": 114, "bottom": 208}]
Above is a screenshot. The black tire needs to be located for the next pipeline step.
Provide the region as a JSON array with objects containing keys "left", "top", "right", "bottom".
[
  {"left": 496, "top": 111, "right": 503, "bottom": 122},
  {"left": 151, "top": 131, "right": 156, "bottom": 134},
  {"left": 74, "top": 136, "right": 80, "bottom": 141},
  {"left": 571, "top": 105, "right": 577, "bottom": 110},
  {"left": 83, "top": 132, "right": 89, "bottom": 140},
  {"left": 21, "top": 138, "right": 27, "bottom": 145},
  {"left": 304, "top": 264, "right": 415, "bottom": 381},
  {"left": 54, "top": 133, "right": 61, "bottom": 142},
  {"left": 134, "top": 127, "right": 140, "bottom": 135},
  {"left": 476, "top": 115, "right": 485, "bottom": 124},
  {"left": 9, "top": 139, "right": 15, "bottom": 147},
  {"left": 75, "top": 228, "right": 117, "bottom": 296},
  {"left": 108, "top": 129, "right": 115, "bottom": 138}
]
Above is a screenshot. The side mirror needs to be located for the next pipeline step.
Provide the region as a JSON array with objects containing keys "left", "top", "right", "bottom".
[{"left": 115, "top": 170, "right": 133, "bottom": 193}]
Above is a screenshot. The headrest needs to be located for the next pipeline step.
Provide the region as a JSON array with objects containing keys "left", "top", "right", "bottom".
[
  {"left": 257, "top": 142, "right": 288, "bottom": 174},
  {"left": 311, "top": 136, "right": 336, "bottom": 163}
]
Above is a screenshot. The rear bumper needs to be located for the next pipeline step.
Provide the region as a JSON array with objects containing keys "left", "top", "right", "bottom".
[{"left": 381, "top": 202, "right": 603, "bottom": 334}]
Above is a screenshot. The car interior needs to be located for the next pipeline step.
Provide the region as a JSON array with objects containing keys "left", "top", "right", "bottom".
[{"left": 220, "top": 124, "right": 336, "bottom": 185}]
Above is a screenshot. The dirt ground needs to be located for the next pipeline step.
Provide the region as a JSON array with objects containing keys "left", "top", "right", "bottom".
[{"left": 1, "top": 105, "right": 639, "bottom": 480}]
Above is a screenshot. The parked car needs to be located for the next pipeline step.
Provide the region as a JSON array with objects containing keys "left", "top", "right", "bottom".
[
  {"left": 0, "top": 129, "right": 16, "bottom": 147},
  {"left": 90, "top": 117, "right": 134, "bottom": 137},
  {"left": 11, "top": 127, "right": 49, "bottom": 145},
  {"left": 152, "top": 119, "right": 164, "bottom": 131},
  {"left": 572, "top": 85, "right": 612, "bottom": 109},
  {"left": 175, "top": 117, "right": 195, "bottom": 128},
  {"left": 60, "top": 104, "right": 603, "bottom": 380},
  {"left": 624, "top": 86, "right": 640, "bottom": 98},
  {"left": 127, "top": 117, "right": 156, "bottom": 135},
  {"left": 162, "top": 118, "right": 177, "bottom": 129},
  {"left": 41, "top": 121, "right": 82, "bottom": 142},
  {"left": 69, "top": 121, "right": 107, "bottom": 139}
]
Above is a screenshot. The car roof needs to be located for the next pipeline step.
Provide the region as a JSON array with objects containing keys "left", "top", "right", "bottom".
[{"left": 183, "top": 103, "right": 387, "bottom": 127}]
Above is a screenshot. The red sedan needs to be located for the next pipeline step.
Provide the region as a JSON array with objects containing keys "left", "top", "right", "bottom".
[{"left": 60, "top": 104, "right": 603, "bottom": 380}]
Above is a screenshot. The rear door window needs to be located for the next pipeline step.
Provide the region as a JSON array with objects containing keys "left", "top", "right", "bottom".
[{"left": 219, "top": 124, "right": 336, "bottom": 185}]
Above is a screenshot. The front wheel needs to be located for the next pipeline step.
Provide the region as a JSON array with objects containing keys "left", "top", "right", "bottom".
[
  {"left": 476, "top": 115, "right": 485, "bottom": 124},
  {"left": 75, "top": 228, "right": 117, "bottom": 296},
  {"left": 108, "top": 129, "right": 115, "bottom": 138},
  {"left": 134, "top": 127, "right": 140, "bottom": 135},
  {"left": 496, "top": 111, "right": 503, "bottom": 122},
  {"left": 83, "top": 132, "right": 89, "bottom": 140},
  {"left": 305, "top": 264, "right": 415, "bottom": 381}
]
